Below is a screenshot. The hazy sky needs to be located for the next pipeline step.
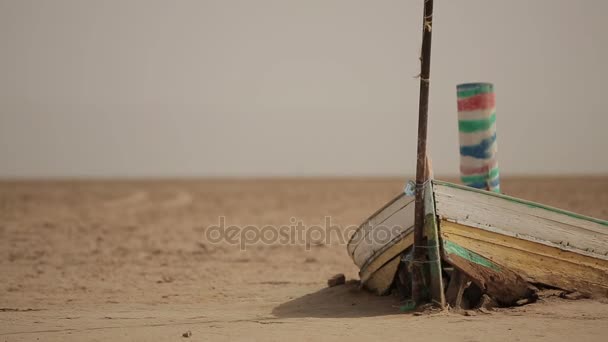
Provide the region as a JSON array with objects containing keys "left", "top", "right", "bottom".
[{"left": 1, "top": 0, "right": 607, "bottom": 178}]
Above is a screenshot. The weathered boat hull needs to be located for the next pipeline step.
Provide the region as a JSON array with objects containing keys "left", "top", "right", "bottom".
[
  {"left": 442, "top": 221, "right": 608, "bottom": 298},
  {"left": 434, "top": 180, "right": 608, "bottom": 298},
  {"left": 347, "top": 180, "right": 608, "bottom": 300},
  {"left": 346, "top": 193, "right": 414, "bottom": 294}
]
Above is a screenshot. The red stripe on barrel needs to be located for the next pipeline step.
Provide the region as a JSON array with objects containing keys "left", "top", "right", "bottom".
[
  {"left": 458, "top": 93, "right": 495, "bottom": 112},
  {"left": 460, "top": 159, "right": 498, "bottom": 175}
]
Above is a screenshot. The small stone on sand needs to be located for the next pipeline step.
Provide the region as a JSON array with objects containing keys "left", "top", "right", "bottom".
[
  {"left": 182, "top": 330, "right": 192, "bottom": 338},
  {"left": 327, "top": 273, "right": 345, "bottom": 287}
]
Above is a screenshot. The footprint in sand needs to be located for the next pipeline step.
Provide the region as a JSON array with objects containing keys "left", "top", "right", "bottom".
[
  {"left": 160, "top": 190, "right": 193, "bottom": 208},
  {"left": 103, "top": 191, "right": 149, "bottom": 208}
]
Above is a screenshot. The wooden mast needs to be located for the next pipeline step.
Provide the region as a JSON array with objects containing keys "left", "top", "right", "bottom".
[{"left": 412, "top": 0, "right": 435, "bottom": 305}]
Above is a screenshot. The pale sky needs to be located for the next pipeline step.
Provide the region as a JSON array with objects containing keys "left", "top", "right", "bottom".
[{"left": 1, "top": 0, "right": 607, "bottom": 178}]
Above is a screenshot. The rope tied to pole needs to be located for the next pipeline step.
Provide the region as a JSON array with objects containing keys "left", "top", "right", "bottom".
[{"left": 424, "top": 14, "right": 433, "bottom": 32}]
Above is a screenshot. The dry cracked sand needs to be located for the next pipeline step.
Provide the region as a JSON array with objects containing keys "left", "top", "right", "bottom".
[{"left": 1, "top": 177, "right": 607, "bottom": 341}]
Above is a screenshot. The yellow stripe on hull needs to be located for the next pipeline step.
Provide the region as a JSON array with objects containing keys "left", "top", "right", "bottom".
[{"left": 441, "top": 220, "right": 608, "bottom": 298}]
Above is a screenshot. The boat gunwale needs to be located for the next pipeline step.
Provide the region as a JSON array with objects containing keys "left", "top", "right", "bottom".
[
  {"left": 350, "top": 200, "right": 414, "bottom": 267},
  {"left": 347, "top": 192, "right": 406, "bottom": 246},
  {"left": 347, "top": 191, "right": 413, "bottom": 250},
  {"left": 433, "top": 180, "right": 608, "bottom": 227}
]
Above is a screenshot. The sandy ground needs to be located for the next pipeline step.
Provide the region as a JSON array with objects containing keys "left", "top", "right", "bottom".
[{"left": 1, "top": 177, "right": 607, "bottom": 341}]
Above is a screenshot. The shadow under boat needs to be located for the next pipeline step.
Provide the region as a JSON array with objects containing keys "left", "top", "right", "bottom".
[{"left": 272, "top": 280, "right": 403, "bottom": 319}]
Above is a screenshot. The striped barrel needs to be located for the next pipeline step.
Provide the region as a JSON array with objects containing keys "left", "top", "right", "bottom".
[{"left": 457, "top": 82, "right": 500, "bottom": 192}]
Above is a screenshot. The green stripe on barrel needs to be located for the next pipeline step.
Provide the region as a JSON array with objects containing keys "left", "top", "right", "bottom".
[
  {"left": 457, "top": 82, "right": 494, "bottom": 98},
  {"left": 458, "top": 112, "right": 497, "bottom": 133}
]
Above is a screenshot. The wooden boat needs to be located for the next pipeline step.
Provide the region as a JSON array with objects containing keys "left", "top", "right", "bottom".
[{"left": 347, "top": 179, "right": 608, "bottom": 302}]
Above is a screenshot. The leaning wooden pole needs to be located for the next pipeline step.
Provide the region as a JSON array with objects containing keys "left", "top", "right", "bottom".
[{"left": 412, "top": 0, "right": 434, "bottom": 305}]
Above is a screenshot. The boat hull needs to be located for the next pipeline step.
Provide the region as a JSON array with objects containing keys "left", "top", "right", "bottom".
[
  {"left": 347, "top": 180, "right": 608, "bottom": 300},
  {"left": 442, "top": 220, "right": 608, "bottom": 298}
]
